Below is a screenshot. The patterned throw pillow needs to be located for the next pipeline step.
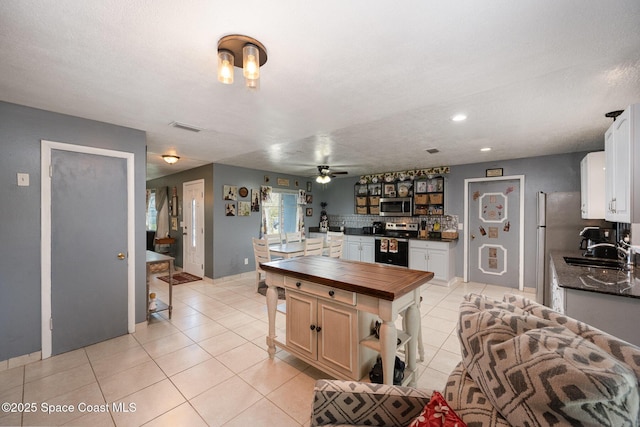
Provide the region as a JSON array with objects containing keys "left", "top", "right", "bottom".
[
  {"left": 458, "top": 294, "right": 640, "bottom": 426},
  {"left": 408, "top": 391, "right": 467, "bottom": 427}
]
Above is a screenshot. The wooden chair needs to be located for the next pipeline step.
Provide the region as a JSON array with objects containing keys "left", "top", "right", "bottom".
[
  {"left": 286, "top": 231, "right": 302, "bottom": 243},
  {"left": 304, "top": 237, "right": 324, "bottom": 256},
  {"left": 327, "top": 238, "right": 344, "bottom": 258},
  {"left": 264, "top": 233, "right": 282, "bottom": 245},
  {"left": 252, "top": 237, "right": 271, "bottom": 292}
]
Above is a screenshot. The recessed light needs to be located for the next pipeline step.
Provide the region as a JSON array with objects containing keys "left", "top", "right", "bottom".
[
  {"left": 480, "top": 147, "right": 492, "bottom": 152},
  {"left": 452, "top": 114, "right": 467, "bottom": 122}
]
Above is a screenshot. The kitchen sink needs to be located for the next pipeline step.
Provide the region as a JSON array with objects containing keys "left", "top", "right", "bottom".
[{"left": 563, "top": 256, "right": 624, "bottom": 270}]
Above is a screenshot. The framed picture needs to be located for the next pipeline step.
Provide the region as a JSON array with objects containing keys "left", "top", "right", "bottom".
[
  {"left": 295, "top": 180, "right": 299, "bottom": 187},
  {"left": 486, "top": 168, "right": 503, "bottom": 177},
  {"left": 277, "top": 177, "right": 289, "bottom": 187},
  {"left": 383, "top": 183, "right": 396, "bottom": 197},
  {"left": 306, "top": 181, "right": 312, "bottom": 192},
  {"left": 415, "top": 179, "right": 428, "bottom": 194},
  {"left": 238, "top": 201, "right": 250, "bottom": 216},
  {"left": 306, "top": 208, "right": 313, "bottom": 216},
  {"left": 238, "top": 186, "right": 248, "bottom": 198},
  {"left": 306, "top": 194, "right": 313, "bottom": 204},
  {"left": 251, "top": 188, "right": 260, "bottom": 212},
  {"left": 223, "top": 185, "right": 237, "bottom": 201},
  {"left": 225, "top": 202, "right": 236, "bottom": 216},
  {"left": 264, "top": 175, "right": 270, "bottom": 183}
]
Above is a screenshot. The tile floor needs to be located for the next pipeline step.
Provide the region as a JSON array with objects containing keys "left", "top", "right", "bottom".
[{"left": 0, "top": 272, "right": 535, "bottom": 427}]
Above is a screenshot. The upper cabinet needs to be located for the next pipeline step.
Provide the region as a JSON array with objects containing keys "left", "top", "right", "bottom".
[
  {"left": 580, "top": 151, "right": 605, "bottom": 219},
  {"left": 354, "top": 183, "right": 381, "bottom": 215},
  {"left": 604, "top": 104, "right": 639, "bottom": 223}
]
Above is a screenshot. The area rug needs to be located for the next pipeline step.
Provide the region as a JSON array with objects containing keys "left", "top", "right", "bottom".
[
  {"left": 157, "top": 272, "right": 202, "bottom": 285},
  {"left": 257, "top": 281, "right": 286, "bottom": 300}
]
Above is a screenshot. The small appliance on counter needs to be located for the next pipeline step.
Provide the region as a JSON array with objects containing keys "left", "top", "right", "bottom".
[
  {"left": 580, "top": 226, "right": 617, "bottom": 258},
  {"left": 372, "top": 221, "right": 385, "bottom": 235}
]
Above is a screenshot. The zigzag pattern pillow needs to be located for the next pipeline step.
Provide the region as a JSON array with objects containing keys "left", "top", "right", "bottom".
[
  {"left": 311, "top": 380, "right": 431, "bottom": 426},
  {"left": 458, "top": 294, "right": 640, "bottom": 426}
]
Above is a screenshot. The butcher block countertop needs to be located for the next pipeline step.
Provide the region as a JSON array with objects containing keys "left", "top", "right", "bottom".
[{"left": 261, "top": 256, "right": 434, "bottom": 301}]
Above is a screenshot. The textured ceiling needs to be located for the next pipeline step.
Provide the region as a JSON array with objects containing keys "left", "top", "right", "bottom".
[{"left": 1, "top": 1, "right": 639, "bottom": 180}]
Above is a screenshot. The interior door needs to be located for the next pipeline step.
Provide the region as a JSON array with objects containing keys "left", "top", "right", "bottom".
[
  {"left": 467, "top": 177, "right": 523, "bottom": 288},
  {"left": 49, "top": 149, "right": 129, "bottom": 355},
  {"left": 183, "top": 179, "right": 205, "bottom": 277}
]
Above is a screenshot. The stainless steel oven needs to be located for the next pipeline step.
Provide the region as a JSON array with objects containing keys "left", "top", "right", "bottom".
[{"left": 379, "top": 197, "right": 412, "bottom": 217}]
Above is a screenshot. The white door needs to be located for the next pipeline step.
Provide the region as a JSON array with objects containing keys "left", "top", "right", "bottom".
[
  {"left": 41, "top": 140, "right": 135, "bottom": 358},
  {"left": 183, "top": 179, "right": 205, "bottom": 277},
  {"left": 464, "top": 176, "right": 525, "bottom": 290}
]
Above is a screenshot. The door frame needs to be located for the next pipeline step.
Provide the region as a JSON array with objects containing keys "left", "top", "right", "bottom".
[
  {"left": 183, "top": 179, "right": 205, "bottom": 277},
  {"left": 463, "top": 175, "right": 525, "bottom": 290},
  {"left": 41, "top": 140, "right": 135, "bottom": 359}
]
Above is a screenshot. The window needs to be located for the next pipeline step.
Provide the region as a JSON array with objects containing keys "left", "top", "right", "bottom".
[
  {"left": 263, "top": 190, "right": 303, "bottom": 235},
  {"left": 146, "top": 190, "right": 157, "bottom": 231}
]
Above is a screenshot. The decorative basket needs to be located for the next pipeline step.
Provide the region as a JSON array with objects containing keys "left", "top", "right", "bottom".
[{"left": 441, "top": 231, "right": 458, "bottom": 240}]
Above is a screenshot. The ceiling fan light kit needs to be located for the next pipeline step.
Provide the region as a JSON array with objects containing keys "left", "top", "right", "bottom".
[{"left": 217, "top": 35, "right": 267, "bottom": 89}]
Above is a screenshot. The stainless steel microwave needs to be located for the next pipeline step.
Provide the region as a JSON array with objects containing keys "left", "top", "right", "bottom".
[{"left": 379, "top": 197, "right": 413, "bottom": 217}]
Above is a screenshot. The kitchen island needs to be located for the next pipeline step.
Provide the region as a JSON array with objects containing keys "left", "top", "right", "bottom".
[
  {"left": 550, "top": 250, "right": 640, "bottom": 346},
  {"left": 261, "top": 256, "right": 434, "bottom": 385}
]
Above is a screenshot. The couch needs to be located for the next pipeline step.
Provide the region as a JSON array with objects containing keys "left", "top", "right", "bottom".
[{"left": 310, "top": 293, "right": 640, "bottom": 426}]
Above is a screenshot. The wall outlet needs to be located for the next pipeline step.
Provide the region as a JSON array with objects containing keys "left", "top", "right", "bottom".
[
  {"left": 458, "top": 222, "right": 464, "bottom": 230},
  {"left": 244, "top": 258, "right": 248, "bottom": 265}
]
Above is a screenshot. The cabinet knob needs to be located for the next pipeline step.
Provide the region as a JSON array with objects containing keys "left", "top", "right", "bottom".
[
  {"left": 310, "top": 325, "right": 316, "bottom": 331},
  {"left": 296, "top": 282, "right": 301, "bottom": 288},
  {"left": 328, "top": 290, "right": 335, "bottom": 297},
  {"left": 316, "top": 326, "right": 322, "bottom": 332}
]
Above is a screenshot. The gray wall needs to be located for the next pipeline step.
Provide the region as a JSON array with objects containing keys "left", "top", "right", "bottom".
[
  {"left": 147, "top": 164, "right": 214, "bottom": 277},
  {"left": 0, "top": 101, "right": 147, "bottom": 361},
  {"left": 212, "top": 164, "right": 318, "bottom": 278},
  {"left": 322, "top": 151, "right": 595, "bottom": 287}
]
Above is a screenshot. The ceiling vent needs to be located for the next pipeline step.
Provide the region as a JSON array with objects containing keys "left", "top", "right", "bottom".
[
  {"left": 425, "top": 148, "right": 440, "bottom": 154},
  {"left": 169, "top": 121, "right": 203, "bottom": 132}
]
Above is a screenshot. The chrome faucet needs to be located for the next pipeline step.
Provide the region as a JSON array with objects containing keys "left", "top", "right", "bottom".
[{"left": 586, "top": 242, "right": 634, "bottom": 270}]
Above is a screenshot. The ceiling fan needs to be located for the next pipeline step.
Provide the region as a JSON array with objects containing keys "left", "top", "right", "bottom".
[{"left": 316, "top": 165, "right": 348, "bottom": 184}]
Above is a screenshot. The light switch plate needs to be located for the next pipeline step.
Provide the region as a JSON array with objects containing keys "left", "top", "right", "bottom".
[{"left": 17, "top": 173, "right": 29, "bottom": 186}]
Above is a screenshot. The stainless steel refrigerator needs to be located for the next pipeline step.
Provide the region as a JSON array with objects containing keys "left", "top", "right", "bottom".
[{"left": 535, "top": 191, "right": 611, "bottom": 305}]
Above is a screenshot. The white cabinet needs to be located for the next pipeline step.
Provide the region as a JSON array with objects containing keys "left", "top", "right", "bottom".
[
  {"left": 344, "top": 235, "right": 375, "bottom": 263},
  {"left": 604, "top": 104, "right": 640, "bottom": 223},
  {"left": 408, "top": 240, "right": 456, "bottom": 286},
  {"left": 580, "top": 151, "right": 605, "bottom": 219},
  {"left": 283, "top": 280, "right": 377, "bottom": 381}
]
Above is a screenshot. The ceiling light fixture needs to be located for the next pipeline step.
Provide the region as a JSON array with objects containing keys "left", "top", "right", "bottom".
[
  {"left": 162, "top": 155, "right": 180, "bottom": 164},
  {"left": 316, "top": 174, "right": 331, "bottom": 184},
  {"left": 217, "top": 35, "right": 267, "bottom": 89},
  {"left": 452, "top": 114, "right": 467, "bottom": 122},
  {"left": 480, "top": 147, "right": 492, "bottom": 152}
]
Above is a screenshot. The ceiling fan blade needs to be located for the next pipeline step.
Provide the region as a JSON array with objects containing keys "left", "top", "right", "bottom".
[{"left": 331, "top": 171, "right": 348, "bottom": 175}]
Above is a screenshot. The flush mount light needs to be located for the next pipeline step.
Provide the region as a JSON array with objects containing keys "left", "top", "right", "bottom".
[
  {"left": 452, "top": 114, "right": 467, "bottom": 122},
  {"left": 162, "top": 155, "right": 180, "bottom": 164},
  {"left": 480, "top": 147, "right": 492, "bottom": 152},
  {"left": 217, "top": 35, "right": 267, "bottom": 89}
]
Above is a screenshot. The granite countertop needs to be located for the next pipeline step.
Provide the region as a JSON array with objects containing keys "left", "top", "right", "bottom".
[
  {"left": 308, "top": 227, "right": 458, "bottom": 243},
  {"left": 551, "top": 250, "right": 640, "bottom": 299}
]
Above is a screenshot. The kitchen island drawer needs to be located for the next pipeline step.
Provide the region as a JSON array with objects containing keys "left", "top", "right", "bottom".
[{"left": 284, "top": 277, "right": 356, "bottom": 305}]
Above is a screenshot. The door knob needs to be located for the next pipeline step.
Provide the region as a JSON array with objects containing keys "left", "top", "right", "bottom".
[{"left": 117, "top": 252, "right": 126, "bottom": 260}]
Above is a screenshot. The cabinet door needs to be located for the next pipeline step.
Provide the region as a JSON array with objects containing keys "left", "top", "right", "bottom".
[
  {"left": 427, "top": 249, "right": 447, "bottom": 281},
  {"left": 605, "top": 110, "right": 631, "bottom": 222},
  {"left": 360, "top": 240, "right": 375, "bottom": 263},
  {"left": 286, "top": 291, "right": 317, "bottom": 359},
  {"left": 317, "top": 300, "right": 358, "bottom": 378},
  {"left": 408, "top": 247, "right": 428, "bottom": 271},
  {"left": 345, "top": 239, "right": 361, "bottom": 261}
]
